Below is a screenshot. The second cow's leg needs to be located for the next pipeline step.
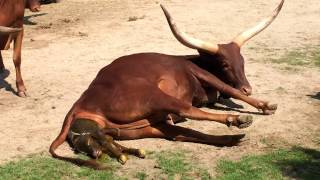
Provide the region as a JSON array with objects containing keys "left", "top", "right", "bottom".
[
  {"left": 13, "top": 30, "right": 27, "bottom": 97},
  {"left": 0, "top": 51, "right": 5, "bottom": 73}
]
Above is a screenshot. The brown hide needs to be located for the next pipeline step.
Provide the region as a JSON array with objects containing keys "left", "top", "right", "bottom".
[{"left": 50, "top": 53, "right": 277, "bottom": 169}]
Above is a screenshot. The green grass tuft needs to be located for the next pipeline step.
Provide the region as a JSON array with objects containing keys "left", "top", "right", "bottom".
[
  {"left": 0, "top": 155, "right": 120, "bottom": 180},
  {"left": 135, "top": 171, "right": 148, "bottom": 180},
  {"left": 270, "top": 46, "right": 320, "bottom": 68},
  {"left": 216, "top": 147, "right": 320, "bottom": 180},
  {"left": 153, "top": 150, "right": 212, "bottom": 180}
]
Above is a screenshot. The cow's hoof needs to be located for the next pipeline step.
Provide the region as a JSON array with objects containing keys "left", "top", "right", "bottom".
[
  {"left": 118, "top": 154, "right": 128, "bottom": 165},
  {"left": 262, "top": 103, "right": 277, "bottom": 115},
  {"left": 18, "top": 91, "right": 28, "bottom": 97},
  {"left": 227, "top": 115, "right": 253, "bottom": 129},
  {"left": 137, "top": 149, "right": 146, "bottom": 158},
  {"left": 237, "top": 115, "right": 253, "bottom": 129}
]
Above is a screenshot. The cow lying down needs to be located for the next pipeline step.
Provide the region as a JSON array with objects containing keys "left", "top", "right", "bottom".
[{"left": 50, "top": 1, "right": 284, "bottom": 169}]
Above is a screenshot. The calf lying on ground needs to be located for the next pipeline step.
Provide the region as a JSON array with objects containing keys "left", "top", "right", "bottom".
[
  {"left": 50, "top": 0, "right": 284, "bottom": 169},
  {"left": 68, "top": 119, "right": 146, "bottom": 165}
]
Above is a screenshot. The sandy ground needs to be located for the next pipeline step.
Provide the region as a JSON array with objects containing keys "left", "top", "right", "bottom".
[{"left": 0, "top": 0, "right": 319, "bottom": 177}]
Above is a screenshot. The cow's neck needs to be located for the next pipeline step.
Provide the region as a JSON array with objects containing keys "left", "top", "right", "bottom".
[{"left": 184, "top": 54, "right": 222, "bottom": 76}]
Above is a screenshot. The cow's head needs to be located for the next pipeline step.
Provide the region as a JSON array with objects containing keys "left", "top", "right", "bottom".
[
  {"left": 25, "top": 0, "right": 41, "bottom": 12},
  {"left": 161, "top": 0, "right": 284, "bottom": 96}
]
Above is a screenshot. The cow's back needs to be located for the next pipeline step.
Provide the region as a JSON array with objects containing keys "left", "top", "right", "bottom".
[{"left": 76, "top": 53, "right": 199, "bottom": 122}]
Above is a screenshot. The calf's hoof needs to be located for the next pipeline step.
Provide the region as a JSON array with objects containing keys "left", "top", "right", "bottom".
[
  {"left": 118, "top": 154, "right": 128, "bottom": 165},
  {"left": 137, "top": 149, "right": 146, "bottom": 158}
]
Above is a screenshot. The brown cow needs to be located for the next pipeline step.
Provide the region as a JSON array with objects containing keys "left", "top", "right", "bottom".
[
  {"left": 50, "top": 0, "right": 284, "bottom": 169},
  {"left": 0, "top": 0, "right": 40, "bottom": 97}
]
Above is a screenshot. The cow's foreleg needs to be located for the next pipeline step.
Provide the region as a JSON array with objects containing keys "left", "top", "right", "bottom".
[
  {"left": 154, "top": 90, "right": 253, "bottom": 128},
  {"left": 13, "top": 30, "right": 27, "bottom": 97},
  {"left": 188, "top": 63, "right": 277, "bottom": 114}
]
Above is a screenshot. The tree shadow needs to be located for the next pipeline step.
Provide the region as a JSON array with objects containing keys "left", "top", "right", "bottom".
[
  {"left": 276, "top": 147, "right": 320, "bottom": 179},
  {"left": 307, "top": 92, "right": 320, "bottom": 100},
  {"left": 0, "top": 69, "right": 17, "bottom": 96},
  {"left": 24, "top": 13, "right": 47, "bottom": 25}
]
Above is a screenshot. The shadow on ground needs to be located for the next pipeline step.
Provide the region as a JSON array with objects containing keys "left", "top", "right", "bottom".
[
  {"left": 24, "top": 13, "right": 47, "bottom": 25},
  {"left": 216, "top": 146, "right": 320, "bottom": 180},
  {"left": 207, "top": 98, "right": 264, "bottom": 115},
  {"left": 277, "top": 147, "right": 320, "bottom": 179},
  {"left": 0, "top": 69, "right": 16, "bottom": 95},
  {"left": 307, "top": 92, "right": 320, "bottom": 100}
]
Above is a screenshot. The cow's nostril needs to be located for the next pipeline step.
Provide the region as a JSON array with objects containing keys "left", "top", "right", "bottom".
[{"left": 241, "top": 87, "right": 252, "bottom": 96}]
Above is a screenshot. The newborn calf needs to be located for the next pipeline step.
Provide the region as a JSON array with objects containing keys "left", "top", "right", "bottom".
[{"left": 67, "top": 119, "right": 146, "bottom": 165}]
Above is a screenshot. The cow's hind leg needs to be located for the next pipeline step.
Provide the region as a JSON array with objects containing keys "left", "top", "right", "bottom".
[{"left": 109, "top": 124, "right": 244, "bottom": 146}]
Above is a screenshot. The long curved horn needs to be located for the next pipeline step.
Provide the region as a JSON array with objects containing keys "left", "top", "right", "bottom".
[
  {"left": 160, "top": 4, "right": 219, "bottom": 53},
  {"left": 0, "top": 26, "right": 22, "bottom": 35},
  {"left": 233, "top": 0, "right": 284, "bottom": 47}
]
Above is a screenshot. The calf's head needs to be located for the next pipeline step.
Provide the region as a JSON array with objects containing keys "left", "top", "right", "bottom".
[{"left": 161, "top": 0, "right": 284, "bottom": 96}]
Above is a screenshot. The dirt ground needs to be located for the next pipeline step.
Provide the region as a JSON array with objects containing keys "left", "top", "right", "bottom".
[{"left": 0, "top": 0, "right": 319, "bottom": 177}]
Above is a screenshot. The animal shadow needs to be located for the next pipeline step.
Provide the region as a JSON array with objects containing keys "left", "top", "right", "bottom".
[
  {"left": 208, "top": 98, "right": 262, "bottom": 115},
  {"left": 307, "top": 92, "right": 320, "bottom": 100},
  {"left": 24, "top": 13, "right": 47, "bottom": 25},
  {"left": 0, "top": 69, "right": 16, "bottom": 95}
]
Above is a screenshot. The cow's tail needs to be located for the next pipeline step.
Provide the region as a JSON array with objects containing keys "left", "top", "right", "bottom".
[{"left": 49, "top": 104, "right": 108, "bottom": 170}]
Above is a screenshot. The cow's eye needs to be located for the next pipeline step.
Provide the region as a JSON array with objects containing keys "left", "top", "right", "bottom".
[{"left": 222, "top": 63, "right": 230, "bottom": 70}]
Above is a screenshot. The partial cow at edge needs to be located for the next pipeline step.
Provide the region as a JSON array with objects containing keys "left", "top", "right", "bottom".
[
  {"left": 0, "top": 0, "right": 41, "bottom": 97},
  {"left": 50, "top": 0, "right": 284, "bottom": 169}
]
